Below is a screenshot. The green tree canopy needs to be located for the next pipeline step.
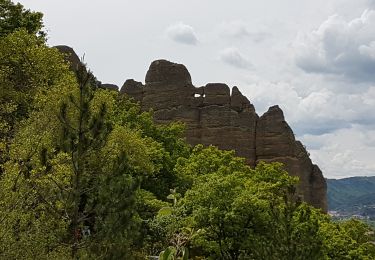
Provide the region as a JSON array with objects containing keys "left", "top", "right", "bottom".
[
  {"left": 157, "top": 146, "right": 375, "bottom": 260},
  {"left": 0, "top": 0, "right": 45, "bottom": 37},
  {"left": 0, "top": 60, "right": 191, "bottom": 258},
  {"left": 0, "top": 29, "right": 74, "bottom": 173},
  {"left": 1, "top": 2, "right": 374, "bottom": 259}
]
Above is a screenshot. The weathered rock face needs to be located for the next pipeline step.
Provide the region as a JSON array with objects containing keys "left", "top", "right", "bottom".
[
  {"left": 256, "top": 106, "right": 327, "bottom": 211},
  {"left": 55, "top": 45, "right": 327, "bottom": 211},
  {"left": 120, "top": 60, "right": 259, "bottom": 166},
  {"left": 121, "top": 59, "right": 327, "bottom": 212},
  {"left": 55, "top": 45, "right": 84, "bottom": 72}
]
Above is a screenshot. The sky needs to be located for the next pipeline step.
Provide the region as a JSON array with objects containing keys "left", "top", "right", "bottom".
[{"left": 21, "top": 0, "right": 375, "bottom": 179}]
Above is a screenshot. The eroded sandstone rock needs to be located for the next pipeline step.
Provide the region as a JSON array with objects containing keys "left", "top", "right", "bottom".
[
  {"left": 121, "top": 59, "right": 327, "bottom": 212},
  {"left": 54, "top": 45, "right": 84, "bottom": 72},
  {"left": 56, "top": 46, "right": 327, "bottom": 212},
  {"left": 256, "top": 106, "right": 327, "bottom": 210}
]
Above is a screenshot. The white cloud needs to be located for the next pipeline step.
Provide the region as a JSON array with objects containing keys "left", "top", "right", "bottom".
[
  {"left": 166, "top": 22, "right": 198, "bottom": 45},
  {"left": 295, "top": 87, "right": 375, "bottom": 132},
  {"left": 359, "top": 41, "right": 375, "bottom": 59},
  {"left": 300, "top": 126, "right": 375, "bottom": 178},
  {"left": 220, "top": 21, "right": 250, "bottom": 38},
  {"left": 295, "top": 9, "right": 375, "bottom": 82},
  {"left": 246, "top": 79, "right": 375, "bottom": 135},
  {"left": 218, "top": 47, "right": 252, "bottom": 69},
  {"left": 244, "top": 79, "right": 375, "bottom": 178},
  {"left": 218, "top": 21, "right": 270, "bottom": 42}
]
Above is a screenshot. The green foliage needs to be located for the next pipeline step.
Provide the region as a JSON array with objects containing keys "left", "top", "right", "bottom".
[
  {"left": 159, "top": 245, "right": 189, "bottom": 260},
  {"left": 0, "top": 0, "right": 45, "bottom": 37},
  {"left": 0, "top": 67, "right": 145, "bottom": 258},
  {"left": 56, "top": 67, "right": 140, "bottom": 258},
  {"left": 174, "top": 144, "right": 249, "bottom": 194},
  {"left": 177, "top": 154, "right": 321, "bottom": 259},
  {"left": 0, "top": 29, "right": 74, "bottom": 173},
  {"left": 0, "top": 50, "right": 71, "bottom": 260},
  {"left": 1, "top": 3, "right": 374, "bottom": 259},
  {"left": 136, "top": 189, "right": 169, "bottom": 220},
  {"left": 159, "top": 146, "right": 375, "bottom": 259},
  {"left": 160, "top": 246, "right": 177, "bottom": 260},
  {"left": 320, "top": 218, "right": 375, "bottom": 259},
  {"left": 0, "top": 55, "right": 191, "bottom": 258},
  {"left": 111, "top": 96, "right": 190, "bottom": 199}
]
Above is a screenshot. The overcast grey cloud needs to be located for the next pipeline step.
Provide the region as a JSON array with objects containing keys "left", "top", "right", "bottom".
[
  {"left": 219, "top": 47, "right": 252, "bottom": 69},
  {"left": 19, "top": 0, "right": 375, "bottom": 178},
  {"left": 166, "top": 22, "right": 198, "bottom": 45},
  {"left": 295, "top": 9, "right": 375, "bottom": 82}
]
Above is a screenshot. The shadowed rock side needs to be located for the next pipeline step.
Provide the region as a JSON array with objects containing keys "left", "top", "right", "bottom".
[
  {"left": 121, "top": 60, "right": 327, "bottom": 212},
  {"left": 54, "top": 46, "right": 327, "bottom": 212}
]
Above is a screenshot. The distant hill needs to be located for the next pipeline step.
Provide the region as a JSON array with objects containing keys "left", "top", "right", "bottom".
[{"left": 327, "top": 176, "right": 375, "bottom": 217}]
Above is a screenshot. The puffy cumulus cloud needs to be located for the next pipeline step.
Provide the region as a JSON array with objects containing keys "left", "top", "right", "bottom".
[
  {"left": 218, "top": 21, "right": 270, "bottom": 42},
  {"left": 300, "top": 126, "right": 375, "bottom": 178},
  {"left": 244, "top": 81, "right": 374, "bottom": 178},
  {"left": 295, "top": 9, "right": 375, "bottom": 82},
  {"left": 291, "top": 88, "right": 375, "bottom": 134},
  {"left": 245, "top": 81, "right": 300, "bottom": 114},
  {"left": 218, "top": 47, "right": 252, "bottom": 69},
  {"left": 166, "top": 22, "right": 198, "bottom": 45},
  {"left": 246, "top": 80, "right": 375, "bottom": 135},
  {"left": 298, "top": 87, "right": 375, "bottom": 132},
  {"left": 246, "top": 79, "right": 375, "bottom": 178}
]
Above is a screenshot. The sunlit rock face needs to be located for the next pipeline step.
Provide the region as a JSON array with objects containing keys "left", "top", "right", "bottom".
[{"left": 55, "top": 46, "right": 327, "bottom": 212}]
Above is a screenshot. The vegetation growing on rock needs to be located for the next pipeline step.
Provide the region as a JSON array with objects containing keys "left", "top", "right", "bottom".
[{"left": 0, "top": 1, "right": 374, "bottom": 259}]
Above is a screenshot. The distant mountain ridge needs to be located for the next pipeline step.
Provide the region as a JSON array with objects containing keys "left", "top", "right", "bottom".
[{"left": 327, "top": 176, "right": 375, "bottom": 216}]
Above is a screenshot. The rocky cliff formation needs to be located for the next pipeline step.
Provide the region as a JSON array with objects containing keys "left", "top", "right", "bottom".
[
  {"left": 56, "top": 46, "right": 327, "bottom": 212},
  {"left": 121, "top": 60, "right": 327, "bottom": 211}
]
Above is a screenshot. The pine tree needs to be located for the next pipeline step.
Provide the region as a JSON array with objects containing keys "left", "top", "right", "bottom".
[
  {"left": 55, "top": 62, "right": 144, "bottom": 258},
  {"left": 57, "top": 63, "right": 110, "bottom": 256}
]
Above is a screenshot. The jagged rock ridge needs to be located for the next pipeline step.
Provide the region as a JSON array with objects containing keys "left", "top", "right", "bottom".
[
  {"left": 57, "top": 47, "right": 327, "bottom": 212},
  {"left": 122, "top": 60, "right": 327, "bottom": 212}
]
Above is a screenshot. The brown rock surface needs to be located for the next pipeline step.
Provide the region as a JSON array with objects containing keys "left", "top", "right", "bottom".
[
  {"left": 55, "top": 46, "right": 327, "bottom": 212},
  {"left": 121, "top": 59, "right": 327, "bottom": 212},
  {"left": 54, "top": 45, "right": 84, "bottom": 72},
  {"left": 256, "top": 106, "right": 327, "bottom": 210},
  {"left": 120, "top": 79, "right": 143, "bottom": 102}
]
